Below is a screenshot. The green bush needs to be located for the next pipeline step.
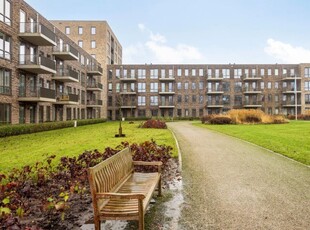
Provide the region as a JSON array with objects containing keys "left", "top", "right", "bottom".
[{"left": 0, "top": 119, "right": 106, "bottom": 138}]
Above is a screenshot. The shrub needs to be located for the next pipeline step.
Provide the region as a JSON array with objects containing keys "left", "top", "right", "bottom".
[
  {"left": 209, "top": 116, "right": 232, "bottom": 124},
  {"left": 272, "top": 115, "right": 289, "bottom": 124},
  {"left": 201, "top": 115, "right": 215, "bottom": 124},
  {"left": 140, "top": 119, "right": 167, "bottom": 129},
  {"left": 0, "top": 119, "right": 106, "bottom": 138}
]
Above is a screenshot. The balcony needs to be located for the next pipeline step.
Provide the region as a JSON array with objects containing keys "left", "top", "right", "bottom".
[
  {"left": 242, "top": 75, "right": 262, "bottom": 81},
  {"left": 87, "top": 100, "right": 103, "bottom": 107},
  {"left": 18, "top": 22, "right": 56, "bottom": 46},
  {"left": 243, "top": 88, "right": 262, "bottom": 94},
  {"left": 87, "top": 65, "right": 103, "bottom": 76},
  {"left": 159, "top": 77, "right": 175, "bottom": 81},
  {"left": 282, "top": 101, "right": 302, "bottom": 107},
  {"left": 207, "top": 102, "right": 223, "bottom": 108},
  {"left": 121, "top": 104, "right": 137, "bottom": 109},
  {"left": 159, "top": 102, "right": 175, "bottom": 108},
  {"left": 282, "top": 87, "right": 301, "bottom": 94},
  {"left": 87, "top": 82, "right": 103, "bottom": 91},
  {"left": 119, "top": 77, "right": 137, "bottom": 82},
  {"left": 53, "top": 43, "right": 79, "bottom": 60},
  {"left": 281, "top": 74, "right": 301, "bottom": 81},
  {"left": 55, "top": 94, "right": 79, "bottom": 105},
  {"left": 120, "top": 90, "right": 136, "bottom": 95},
  {"left": 159, "top": 90, "right": 175, "bottom": 95},
  {"left": 18, "top": 86, "right": 56, "bottom": 102},
  {"left": 206, "top": 89, "right": 224, "bottom": 94},
  {"left": 53, "top": 68, "right": 79, "bottom": 83},
  {"left": 18, "top": 55, "right": 56, "bottom": 74},
  {"left": 207, "top": 76, "right": 223, "bottom": 81},
  {"left": 243, "top": 101, "right": 262, "bottom": 108}
]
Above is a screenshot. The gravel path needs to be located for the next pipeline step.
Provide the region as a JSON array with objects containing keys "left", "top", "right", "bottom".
[{"left": 168, "top": 122, "right": 310, "bottom": 230}]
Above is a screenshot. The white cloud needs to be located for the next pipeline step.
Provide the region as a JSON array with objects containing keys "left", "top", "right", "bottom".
[
  {"left": 138, "top": 23, "right": 145, "bottom": 31},
  {"left": 264, "top": 38, "right": 310, "bottom": 63},
  {"left": 123, "top": 24, "right": 205, "bottom": 64}
]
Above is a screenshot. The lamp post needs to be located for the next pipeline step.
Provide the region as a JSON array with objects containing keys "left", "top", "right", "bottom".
[{"left": 295, "top": 74, "right": 297, "bottom": 120}]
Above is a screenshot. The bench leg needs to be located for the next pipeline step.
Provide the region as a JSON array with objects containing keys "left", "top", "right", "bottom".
[
  {"left": 158, "top": 177, "right": 162, "bottom": 197},
  {"left": 138, "top": 199, "right": 144, "bottom": 230},
  {"left": 94, "top": 216, "right": 101, "bottom": 230}
]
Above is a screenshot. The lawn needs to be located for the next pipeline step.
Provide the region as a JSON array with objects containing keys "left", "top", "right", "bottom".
[
  {"left": 0, "top": 121, "right": 177, "bottom": 173},
  {"left": 195, "top": 121, "right": 310, "bottom": 165}
]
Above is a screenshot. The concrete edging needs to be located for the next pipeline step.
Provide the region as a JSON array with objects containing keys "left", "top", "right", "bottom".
[{"left": 168, "top": 127, "right": 182, "bottom": 172}]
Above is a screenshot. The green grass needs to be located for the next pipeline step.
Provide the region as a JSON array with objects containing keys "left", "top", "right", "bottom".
[
  {"left": 0, "top": 121, "right": 177, "bottom": 173},
  {"left": 194, "top": 121, "right": 310, "bottom": 165}
]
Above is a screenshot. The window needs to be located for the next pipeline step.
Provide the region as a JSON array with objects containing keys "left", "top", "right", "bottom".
[
  {"left": 260, "top": 82, "right": 264, "bottom": 89},
  {"left": 260, "top": 68, "right": 265, "bottom": 76},
  {"left": 223, "top": 95, "right": 230, "bottom": 105},
  {"left": 177, "top": 109, "right": 182, "bottom": 117},
  {"left": 0, "top": 31, "right": 11, "bottom": 59},
  {"left": 290, "top": 69, "right": 295, "bottom": 77},
  {"left": 184, "top": 82, "right": 189, "bottom": 90},
  {"left": 65, "top": 26, "right": 70, "bottom": 35},
  {"left": 199, "top": 81, "right": 204, "bottom": 90},
  {"left": 207, "top": 69, "right": 212, "bottom": 77},
  {"left": 0, "top": 103, "right": 10, "bottom": 124},
  {"left": 78, "top": 26, "right": 83, "bottom": 35},
  {"left": 115, "top": 83, "right": 120, "bottom": 93},
  {"left": 192, "top": 95, "right": 196, "bottom": 103},
  {"left": 115, "top": 69, "right": 120, "bottom": 78},
  {"left": 177, "top": 82, "right": 182, "bottom": 90},
  {"left": 138, "top": 83, "right": 146, "bottom": 92},
  {"left": 199, "top": 69, "right": 204, "bottom": 76},
  {"left": 185, "top": 69, "right": 189, "bottom": 76},
  {"left": 150, "top": 96, "right": 158, "bottom": 106},
  {"left": 177, "top": 95, "right": 182, "bottom": 103},
  {"left": 130, "top": 69, "right": 135, "bottom": 78},
  {"left": 234, "top": 69, "right": 242, "bottom": 78},
  {"left": 222, "top": 69, "right": 230, "bottom": 78},
  {"left": 268, "top": 94, "right": 272, "bottom": 102},
  {"left": 275, "top": 69, "right": 279, "bottom": 76},
  {"left": 275, "top": 82, "right": 279, "bottom": 89},
  {"left": 234, "top": 82, "right": 242, "bottom": 92},
  {"left": 192, "top": 82, "right": 196, "bottom": 90},
  {"left": 108, "top": 83, "right": 112, "bottom": 92},
  {"left": 161, "top": 69, "right": 166, "bottom": 78},
  {"left": 215, "top": 69, "right": 220, "bottom": 78},
  {"left": 138, "top": 96, "right": 146, "bottom": 106},
  {"left": 177, "top": 69, "right": 182, "bottom": 76},
  {"left": 234, "top": 95, "right": 242, "bottom": 106},
  {"left": 267, "top": 82, "right": 272, "bottom": 89},
  {"left": 0, "top": 0, "right": 11, "bottom": 25},
  {"left": 150, "top": 69, "right": 158, "bottom": 79},
  {"left": 78, "top": 40, "right": 83, "bottom": 48},
  {"left": 169, "top": 69, "right": 173, "bottom": 77},
  {"left": 138, "top": 69, "right": 146, "bottom": 79},
  {"left": 192, "top": 69, "right": 196, "bottom": 76},
  {"left": 305, "top": 94, "right": 310, "bottom": 104},
  {"left": 305, "top": 81, "right": 310, "bottom": 91},
  {"left": 91, "top": 54, "right": 96, "bottom": 59},
  {"left": 184, "top": 95, "right": 189, "bottom": 103},
  {"left": 244, "top": 69, "right": 249, "bottom": 77},
  {"left": 252, "top": 69, "right": 256, "bottom": 77},
  {"left": 150, "top": 82, "right": 158, "bottom": 92},
  {"left": 268, "top": 69, "right": 272, "bottom": 76},
  {"left": 0, "top": 68, "right": 10, "bottom": 94},
  {"left": 199, "top": 95, "right": 204, "bottom": 104},
  {"left": 222, "top": 82, "right": 230, "bottom": 92},
  {"left": 305, "top": 67, "right": 310, "bottom": 77},
  {"left": 91, "top": 40, "right": 96, "bottom": 48},
  {"left": 91, "top": 26, "right": 96, "bottom": 35},
  {"left": 275, "top": 95, "right": 279, "bottom": 102}
]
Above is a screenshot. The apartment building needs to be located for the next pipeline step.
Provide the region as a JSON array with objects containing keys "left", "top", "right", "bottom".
[
  {"left": 107, "top": 64, "right": 310, "bottom": 120},
  {"left": 0, "top": 0, "right": 104, "bottom": 124},
  {"left": 51, "top": 20, "right": 123, "bottom": 118}
]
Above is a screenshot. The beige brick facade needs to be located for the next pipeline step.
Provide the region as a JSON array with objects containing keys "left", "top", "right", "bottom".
[
  {"left": 107, "top": 64, "right": 310, "bottom": 120},
  {"left": 51, "top": 20, "right": 123, "bottom": 119},
  {"left": 0, "top": 0, "right": 104, "bottom": 124}
]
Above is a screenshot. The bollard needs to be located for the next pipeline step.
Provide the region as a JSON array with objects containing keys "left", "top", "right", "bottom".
[{"left": 74, "top": 120, "right": 77, "bottom": 128}]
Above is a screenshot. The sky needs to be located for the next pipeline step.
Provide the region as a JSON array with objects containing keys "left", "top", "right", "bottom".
[{"left": 26, "top": 0, "right": 310, "bottom": 64}]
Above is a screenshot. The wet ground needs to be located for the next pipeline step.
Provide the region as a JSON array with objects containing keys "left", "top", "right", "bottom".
[{"left": 81, "top": 122, "right": 310, "bottom": 229}]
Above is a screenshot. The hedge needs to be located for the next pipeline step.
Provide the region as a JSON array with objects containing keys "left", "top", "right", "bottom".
[{"left": 0, "top": 118, "right": 106, "bottom": 138}]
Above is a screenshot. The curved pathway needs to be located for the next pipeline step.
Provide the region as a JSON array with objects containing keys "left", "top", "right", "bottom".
[{"left": 168, "top": 122, "right": 310, "bottom": 230}]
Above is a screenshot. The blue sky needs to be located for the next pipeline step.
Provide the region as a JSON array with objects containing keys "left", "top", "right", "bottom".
[{"left": 26, "top": 0, "right": 310, "bottom": 64}]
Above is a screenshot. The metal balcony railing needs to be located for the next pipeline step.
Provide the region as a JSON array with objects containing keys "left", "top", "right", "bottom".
[
  {"left": 87, "top": 82, "right": 103, "bottom": 89},
  {"left": 19, "top": 86, "right": 56, "bottom": 99},
  {"left": 19, "top": 54, "right": 56, "bottom": 70},
  {"left": 55, "top": 68, "right": 79, "bottom": 80},
  {"left": 19, "top": 22, "right": 56, "bottom": 43},
  {"left": 53, "top": 43, "right": 79, "bottom": 57},
  {"left": 87, "top": 100, "right": 103, "bottom": 106}
]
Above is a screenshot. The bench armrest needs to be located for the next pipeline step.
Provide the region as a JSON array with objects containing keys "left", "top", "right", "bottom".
[
  {"left": 133, "top": 161, "right": 162, "bottom": 173},
  {"left": 96, "top": 192, "right": 145, "bottom": 200}
]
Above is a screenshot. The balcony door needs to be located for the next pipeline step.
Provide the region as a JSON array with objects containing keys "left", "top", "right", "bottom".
[
  {"left": 19, "top": 44, "right": 25, "bottom": 64},
  {"left": 19, "top": 105, "right": 25, "bottom": 124},
  {"left": 19, "top": 10, "right": 26, "bottom": 33},
  {"left": 19, "top": 74, "right": 26, "bottom": 97}
]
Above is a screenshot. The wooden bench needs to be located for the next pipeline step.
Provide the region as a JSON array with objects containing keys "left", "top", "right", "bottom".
[{"left": 88, "top": 147, "right": 162, "bottom": 230}]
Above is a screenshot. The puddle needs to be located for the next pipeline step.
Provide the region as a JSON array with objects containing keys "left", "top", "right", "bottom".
[{"left": 80, "top": 178, "right": 184, "bottom": 230}]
